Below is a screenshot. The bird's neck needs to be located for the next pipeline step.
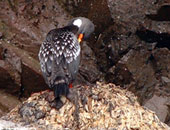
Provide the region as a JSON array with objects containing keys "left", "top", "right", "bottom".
[{"left": 63, "top": 25, "right": 79, "bottom": 35}]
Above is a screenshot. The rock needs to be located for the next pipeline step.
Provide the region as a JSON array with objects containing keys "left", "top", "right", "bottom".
[
  {"left": 0, "top": 119, "right": 35, "bottom": 130},
  {"left": 0, "top": 0, "right": 71, "bottom": 42},
  {"left": 107, "top": 0, "right": 170, "bottom": 33},
  {"left": 106, "top": 48, "right": 158, "bottom": 101},
  {"left": 1, "top": 83, "right": 169, "bottom": 129},
  {"left": 93, "top": 23, "right": 138, "bottom": 72},
  {"left": 136, "top": 27, "right": 170, "bottom": 50},
  {"left": 106, "top": 46, "right": 170, "bottom": 125},
  {"left": 104, "top": 0, "right": 170, "bottom": 71},
  {"left": 144, "top": 95, "right": 169, "bottom": 122},
  {"left": 0, "top": 90, "right": 21, "bottom": 117},
  {"left": 0, "top": 60, "right": 20, "bottom": 95},
  {"left": 78, "top": 42, "right": 102, "bottom": 84},
  {"left": 0, "top": 32, "right": 3, "bottom": 39},
  {"left": 0, "top": 40, "right": 48, "bottom": 97},
  {"left": 162, "top": 76, "right": 170, "bottom": 83}
]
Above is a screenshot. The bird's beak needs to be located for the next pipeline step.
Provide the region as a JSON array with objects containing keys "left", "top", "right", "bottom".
[{"left": 78, "top": 33, "right": 84, "bottom": 43}]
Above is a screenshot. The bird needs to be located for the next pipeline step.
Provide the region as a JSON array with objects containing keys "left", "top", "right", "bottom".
[{"left": 38, "top": 17, "right": 94, "bottom": 109}]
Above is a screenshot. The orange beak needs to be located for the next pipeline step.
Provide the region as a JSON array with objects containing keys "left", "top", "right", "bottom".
[{"left": 78, "top": 33, "right": 84, "bottom": 43}]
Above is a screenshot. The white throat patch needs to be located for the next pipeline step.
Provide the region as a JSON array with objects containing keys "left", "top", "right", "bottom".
[{"left": 73, "top": 19, "right": 82, "bottom": 28}]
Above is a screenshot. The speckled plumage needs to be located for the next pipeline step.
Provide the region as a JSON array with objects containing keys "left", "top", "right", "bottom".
[
  {"left": 38, "top": 17, "right": 94, "bottom": 109},
  {"left": 39, "top": 28, "right": 80, "bottom": 88}
]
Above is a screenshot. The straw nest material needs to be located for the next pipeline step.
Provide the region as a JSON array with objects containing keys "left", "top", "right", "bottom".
[{"left": 2, "top": 82, "right": 170, "bottom": 130}]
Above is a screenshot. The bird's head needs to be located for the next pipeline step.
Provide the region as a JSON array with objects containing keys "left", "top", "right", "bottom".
[{"left": 67, "top": 17, "right": 95, "bottom": 42}]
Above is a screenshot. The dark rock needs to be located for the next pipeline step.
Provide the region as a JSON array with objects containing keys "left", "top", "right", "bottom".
[
  {"left": 144, "top": 94, "right": 169, "bottom": 122},
  {"left": 107, "top": 0, "right": 160, "bottom": 32},
  {"left": 0, "top": 40, "right": 48, "bottom": 97},
  {"left": 19, "top": 104, "right": 34, "bottom": 118},
  {"left": 146, "top": 5, "right": 170, "bottom": 21},
  {"left": 19, "top": 101, "right": 46, "bottom": 123},
  {"left": 35, "top": 110, "right": 45, "bottom": 120},
  {"left": 107, "top": 48, "right": 158, "bottom": 102},
  {"left": 0, "top": 90, "right": 21, "bottom": 117},
  {"left": 0, "top": 62, "right": 20, "bottom": 95},
  {"left": 78, "top": 42, "right": 102, "bottom": 84},
  {"left": 136, "top": 27, "right": 170, "bottom": 50},
  {"left": 0, "top": 32, "right": 3, "bottom": 39},
  {"left": 92, "top": 23, "right": 138, "bottom": 72},
  {"left": 106, "top": 63, "right": 134, "bottom": 86}
]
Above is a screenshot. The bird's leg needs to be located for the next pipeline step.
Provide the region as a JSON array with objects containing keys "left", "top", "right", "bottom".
[
  {"left": 67, "top": 83, "right": 76, "bottom": 101},
  {"left": 69, "top": 83, "right": 73, "bottom": 88}
]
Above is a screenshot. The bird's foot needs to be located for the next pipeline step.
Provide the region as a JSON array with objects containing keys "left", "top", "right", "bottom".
[
  {"left": 67, "top": 87, "right": 77, "bottom": 102},
  {"left": 50, "top": 97, "right": 64, "bottom": 110},
  {"left": 46, "top": 92, "right": 64, "bottom": 110}
]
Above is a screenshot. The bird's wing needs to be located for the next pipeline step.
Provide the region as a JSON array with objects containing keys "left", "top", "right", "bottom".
[
  {"left": 52, "top": 31, "right": 80, "bottom": 64},
  {"left": 38, "top": 30, "right": 80, "bottom": 87}
]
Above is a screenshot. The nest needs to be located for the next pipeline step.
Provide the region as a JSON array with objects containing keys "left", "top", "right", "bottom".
[{"left": 2, "top": 82, "right": 169, "bottom": 130}]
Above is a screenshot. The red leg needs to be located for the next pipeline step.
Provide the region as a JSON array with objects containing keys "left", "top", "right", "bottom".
[{"left": 69, "top": 83, "right": 73, "bottom": 88}]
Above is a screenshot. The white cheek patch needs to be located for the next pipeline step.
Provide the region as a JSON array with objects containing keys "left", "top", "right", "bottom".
[{"left": 73, "top": 19, "right": 82, "bottom": 28}]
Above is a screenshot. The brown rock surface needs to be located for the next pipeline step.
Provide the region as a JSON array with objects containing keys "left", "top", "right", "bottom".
[
  {"left": 1, "top": 83, "right": 169, "bottom": 130},
  {"left": 0, "top": 90, "right": 21, "bottom": 117},
  {"left": 144, "top": 95, "right": 169, "bottom": 122}
]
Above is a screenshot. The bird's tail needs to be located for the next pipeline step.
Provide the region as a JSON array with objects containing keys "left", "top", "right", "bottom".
[
  {"left": 51, "top": 77, "right": 69, "bottom": 109},
  {"left": 53, "top": 79, "right": 69, "bottom": 99}
]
